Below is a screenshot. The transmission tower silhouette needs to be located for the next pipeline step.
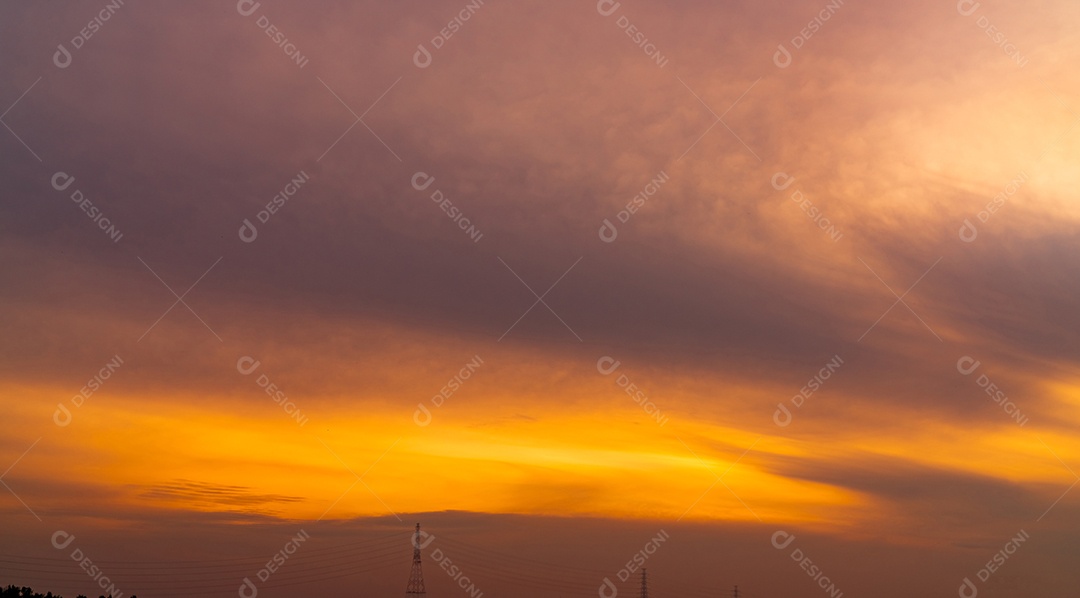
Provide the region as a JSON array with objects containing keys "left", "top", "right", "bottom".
[
  {"left": 640, "top": 568, "right": 648, "bottom": 598},
  {"left": 406, "top": 523, "right": 426, "bottom": 598}
]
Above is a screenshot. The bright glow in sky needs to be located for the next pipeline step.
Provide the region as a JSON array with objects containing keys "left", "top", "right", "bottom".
[{"left": 2, "top": 1, "right": 1080, "bottom": 597}]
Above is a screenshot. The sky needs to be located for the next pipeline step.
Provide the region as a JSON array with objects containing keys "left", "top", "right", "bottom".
[{"left": 1, "top": 0, "right": 1079, "bottom": 596}]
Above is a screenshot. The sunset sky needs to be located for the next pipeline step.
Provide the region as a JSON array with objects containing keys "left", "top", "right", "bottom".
[{"left": 2, "top": 1, "right": 1079, "bottom": 597}]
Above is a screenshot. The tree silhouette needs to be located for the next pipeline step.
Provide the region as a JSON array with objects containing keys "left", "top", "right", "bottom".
[{"left": 2, "top": 585, "right": 135, "bottom": 598}]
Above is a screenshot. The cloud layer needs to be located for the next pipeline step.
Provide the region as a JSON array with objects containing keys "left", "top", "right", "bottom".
[{"left": 1, "top": 0, "right": 1079, "bottom": 596}]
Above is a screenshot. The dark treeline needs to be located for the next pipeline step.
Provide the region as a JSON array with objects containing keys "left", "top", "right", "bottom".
[{"left": 2, "top": 585, "right": 137, "bottom": 598}]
